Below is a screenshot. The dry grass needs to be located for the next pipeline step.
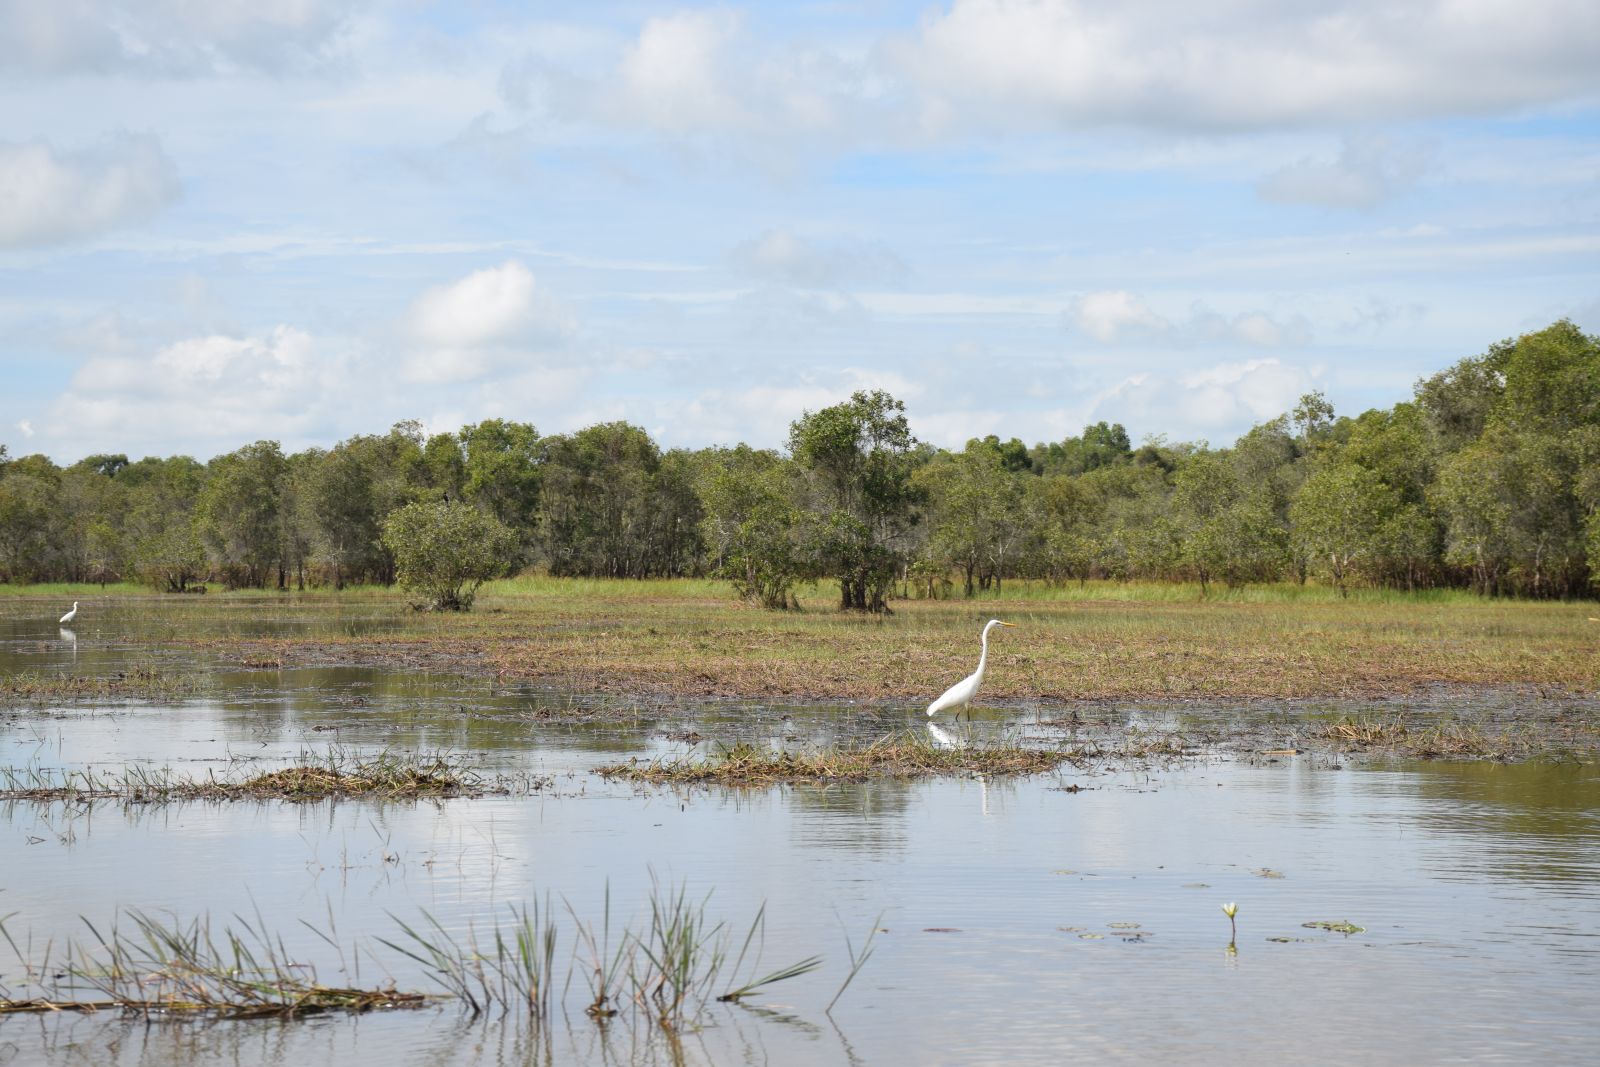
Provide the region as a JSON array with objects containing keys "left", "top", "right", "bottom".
[
  {"left": 0, "top": 750, "right": 537, "bottom": 803},
  {"left": 152, "top": 578, "right": 1600, "bottom": 704},
  {"left": 1, "top": 665, "right": 200, "bottom": 702},
  {"left": 598, "top": 735, "right": 1071, "bottom": 786},
  {"left": 8, "top": 579, "right": 1596, "bottom": 703},
  {"left": 1316, "top": 715, "right": 1537, "bottom": 760}
]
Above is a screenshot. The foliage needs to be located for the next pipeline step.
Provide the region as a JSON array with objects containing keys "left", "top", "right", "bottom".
[
  {"left": 698, "top": 446, "right": 802, "bottom": 608},
  {"left": 380, "top": 501, "right": 517, "bottom": 610},
  {"left": 788, "top": 390, "right": 922, "bottom": 612},
  {"left": 2, "top": 321, "right": 1598, "bottom": 603}
]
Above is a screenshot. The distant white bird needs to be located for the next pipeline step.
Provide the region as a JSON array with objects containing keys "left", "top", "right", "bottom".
[
  {"left": 926, "top": 619, "right": 1016, "bottom": 718},
  {"left": 59, "top": 602, "right": 79, "bottom": 625}
]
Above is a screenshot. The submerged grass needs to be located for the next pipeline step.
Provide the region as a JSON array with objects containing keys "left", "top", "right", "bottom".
[
  {"left": 0, "top": 749, "right": 537, "bottom": 803},
  {"left": 1, "top": 665, "right": 201, "bottom": 702},
  {"left": 1316, "top": 715, "right": 1539, "bottom": 760},
  {"left": 597, "top": 733, "right": 1071, "bottom": 786}
]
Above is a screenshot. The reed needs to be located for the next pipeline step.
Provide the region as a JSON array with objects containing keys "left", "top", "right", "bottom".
[
  {"left": 0, "top": 909, "right": 429, "bottom": 1018},
  {"left": 1, "top": 888, "right": 852, "bottom": 1029}
]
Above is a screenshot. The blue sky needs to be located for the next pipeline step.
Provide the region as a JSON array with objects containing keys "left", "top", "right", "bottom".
[{"left": 2, "top": 0, "right": 1597, "bottom": 462}]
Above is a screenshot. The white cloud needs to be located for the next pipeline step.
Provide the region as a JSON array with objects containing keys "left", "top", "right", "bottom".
[
  {"left": 0, "top": 0, "right": 363, "bottom": 76},
  {"left": 1259, "top": 135, "right": 1432, "bottom": 209},
  {"left": 498, "top": 9, "right": 883, "bottom": 153},
  {"left": 15, "top": 420, "right": 34, "bottom": 438},
  {"left": 1070, "top": 291, "right": 1311, "bottom": 347},
  {"left": 409, "top": 261, "right": 566, "bottom": 348},
  {"left": 0, "top": 134, "right": 178, "bottom": 248},
  {"left": 403, "top": 261, "right": 576, "bottom": 384},
  {"left": 666, "top": 367, "right": 923, "bottom": 448},
  {"left": 888, "top": 0, "right": 1600, "bottom": 133},
  {"left": 1092, "top": 358, "right": 1316, "bottom": 441},
  {"left": 52, "top": 325, "right": 356, "bottom": 455},
  {"left": 732, "top": 229, "right": 909, "bottom": 289},
  {"left": 608, "top": 10, "right": 747, "bottom": 132},
  {"left": 1074, "top": 290, "right": 1167, "bottom": 342}
]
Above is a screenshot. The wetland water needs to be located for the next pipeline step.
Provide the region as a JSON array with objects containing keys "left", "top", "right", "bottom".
[{"left": 2, "top": 599, "right": 1598, "bottom": 1065}]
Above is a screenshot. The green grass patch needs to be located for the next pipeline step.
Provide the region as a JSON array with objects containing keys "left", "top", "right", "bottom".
[{"left": 0, "top": 582, "right": 147, "bottom": 598}]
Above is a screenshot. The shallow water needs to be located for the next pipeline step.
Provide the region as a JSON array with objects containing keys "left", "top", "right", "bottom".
[{"left": 2, "top": 598, "right": 1599, "bottom": 1065}]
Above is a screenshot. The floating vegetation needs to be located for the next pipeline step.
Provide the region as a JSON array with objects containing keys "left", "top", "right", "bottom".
[
  {"left": 0, "top": 749, "right": 542, "bottom": 804},
  {"left": 1317, "top": 715, "right": 1537, "bottom": 761},
  {"left": 1302, "top": 920, "right": 1365, "bottom": 935},
  {"left": 597, "top": 734, "right": 1071, "bottom": 786},
  {"left": 0, "top": 665, "right": 201, "bottom": 703}
]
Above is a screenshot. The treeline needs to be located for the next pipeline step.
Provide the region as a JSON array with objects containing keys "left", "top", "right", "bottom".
[{"left": 1, "top": 321, "right": 1597, "bottom": 606}]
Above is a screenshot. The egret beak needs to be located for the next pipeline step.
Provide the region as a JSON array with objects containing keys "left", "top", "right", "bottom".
[{"left": 1000, "top": 622, "right": 1017, "bottom": 627}]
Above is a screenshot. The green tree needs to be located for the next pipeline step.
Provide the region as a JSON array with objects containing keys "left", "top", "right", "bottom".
[
  {"left": 699, "top": 446, "right": 802, "bottom": 608},
  {"left": 460, "top": 419, "right": 542, "bottom": 557},
  {"left": 0, "top": 472, "right": 53, "bottom": 582},
  {"left": 539, "top": 422, "right": 695, "bottom": 578},
  {"left": 1171, "top": 453, "right": 1284, "bottom": 593},
  {"left": 196, "top": 441, "right": 287, "bottom": 588},
  {"left": 421, "top": 431, "right": 467, "bottom": 500},
  {"left": 1030, "top": 421, "right": 1132, "bottom": 476},
  {"left": 381, "top": 501, "right": 516, "bottom": 611},
  {"left": 124, "top": 458, "right": 208, "bottom": 592},
  {"left": 1290, "top": 463, "right": 1403, "bottom": 596},
  {"left": 788, "top": 390, "right": 922, "bottom": 613},
  {"left": 916, "top": 439, "right": 1027, "bottom": 596}
]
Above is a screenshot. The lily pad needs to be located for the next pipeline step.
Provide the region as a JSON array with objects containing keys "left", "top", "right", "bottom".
[
  {"left": 1078, "top": 933, "right": 1105, "bottom": 940},
  {"left": 1107, "top": 922, "right": 1141, "bottom": 929},
  {"left": 1302, "top": 920, "right": 1365, "bottom": 934}
]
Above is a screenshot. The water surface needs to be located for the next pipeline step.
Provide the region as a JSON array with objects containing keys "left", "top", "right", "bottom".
[{"left": 2, "top": 598, "right": 1598, "bottom": 1065}]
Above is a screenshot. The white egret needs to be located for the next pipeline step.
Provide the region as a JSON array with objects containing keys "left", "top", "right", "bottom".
[
  {"left": 59, "top": 602, "right": 79, "bottom": 625},
  {"left": 926, "top": 619, "right": 1016, "bottom": 718}
]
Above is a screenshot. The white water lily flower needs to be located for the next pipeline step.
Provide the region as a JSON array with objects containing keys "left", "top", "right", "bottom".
[{"left": 1221, "top": 902, "right": 1238, "bottom": 918}]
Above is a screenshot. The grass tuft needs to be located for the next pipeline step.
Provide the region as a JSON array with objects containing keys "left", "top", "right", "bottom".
[
  {"left": 0, "top": 749, "right": 540, "bottom": 803},
  {"left": 597, "top": 733, "right": 1071, "bottom": 786},
  {"left": 1, "top": 665, "right": 201, "bottom": 702},
  {"left": 1316, "top": 715, "right": 1537, "bottom": 760}
]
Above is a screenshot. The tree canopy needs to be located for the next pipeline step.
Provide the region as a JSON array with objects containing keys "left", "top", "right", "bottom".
[{"left": 3, "top": 321, "right": 1597, "bottom": 605}]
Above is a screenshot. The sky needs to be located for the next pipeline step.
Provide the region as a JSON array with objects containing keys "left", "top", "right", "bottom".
[{"left": 2, "top": 0, "right": 1598, "bottom": 463}]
